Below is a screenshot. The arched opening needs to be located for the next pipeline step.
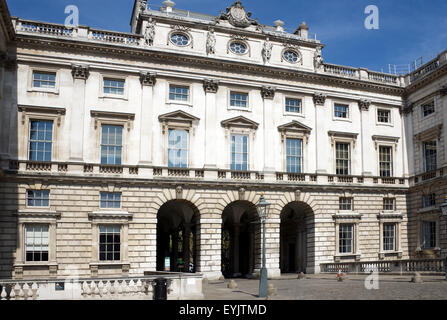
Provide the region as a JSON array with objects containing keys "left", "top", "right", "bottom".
[
  {"left": 280, "top": 201, "right": 314, "bottom": 274},
  {"left": 222, "top": 201, "right": 260, "bottom": 278},
  {"left": 156, "top": 200, "right": 199, "bottom": 273}
]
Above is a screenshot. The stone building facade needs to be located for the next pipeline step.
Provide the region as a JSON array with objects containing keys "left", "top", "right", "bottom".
[{"left": 0, "top": 0, "right": 445, "bottom": 280}]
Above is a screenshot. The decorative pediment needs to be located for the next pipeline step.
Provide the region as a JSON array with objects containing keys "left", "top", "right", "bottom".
[
  {"left": 414, "top": 124, "right": 442, "bottom": 142},
  {"left": 18, "top": 105, "right": 66, "bottom": 126},
  {"left": 218, "top": 1, "right": 258, "bottom": 28},
  {"left": 372, "top": 135, "right": 400, "bottom": 150},
  {"left": 91, "top": 110, "right": 135, "bottom": 131},
  {"left": 221, "top": 116, "right": 259, "bottom": 130},
  {"left": 328, "top": 131, "right": 359, "bottom": 147},
  {"left": 278, "top": 120, "right": 312, "bottom": 134},
  {"left": 159, "top": 110, "right": 200, "bottom": 134}
]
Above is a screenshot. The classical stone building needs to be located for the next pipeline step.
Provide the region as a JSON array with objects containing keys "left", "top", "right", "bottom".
[{"left": 0, "top": 0, "right": 445, "bottom": 281}]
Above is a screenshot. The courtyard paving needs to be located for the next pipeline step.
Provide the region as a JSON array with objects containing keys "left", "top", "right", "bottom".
[{"left": 202, "top": 274, "right": 447, "bottom": 300}]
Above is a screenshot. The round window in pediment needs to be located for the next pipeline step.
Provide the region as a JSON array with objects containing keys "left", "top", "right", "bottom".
[
  {"left": 229, "top": 41, "right": 248, "bottom": 55},
  {"left": 283, "top": 50, "right": 300, "bottom": 63},
  {"left": 170, "top": 33, "right": 190, "bottom": 46}
]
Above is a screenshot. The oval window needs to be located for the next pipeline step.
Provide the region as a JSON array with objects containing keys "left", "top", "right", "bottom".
[
  {"left": 170, "top": 33, "right": 190, "bottom": 46},
  {"left": 229, "top": 41, "right": 248, "bottom": 55},
  {"left": 283, "top": 50, "right": 300, "bottom": 63}
]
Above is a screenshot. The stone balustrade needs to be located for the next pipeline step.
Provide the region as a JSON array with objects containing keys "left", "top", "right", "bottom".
[
  {"left": 0, "top": 273, "right": 203, "bottom": 300},
  {"left": 5, "top": 160, "right": 410, "bottom": 188},
  {"left": 11, "top": 18, "right": 407, "bottom": 87},
  {"left": 410, "top": 165, "right": 446, "bottom": 186},
  {"left": 321, "top": 258, "right": 445, "bottom": 274}
]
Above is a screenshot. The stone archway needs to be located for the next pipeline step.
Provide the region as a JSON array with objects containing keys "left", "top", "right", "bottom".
[
  {"left": 221, "top": 200, "right": 260, "bottom": 278},
  {"left": 156, "top": 200, "right": 200, "bottom": 273},
  {"left": 280, "top": 201, "right": 314, "bottom": 274}
]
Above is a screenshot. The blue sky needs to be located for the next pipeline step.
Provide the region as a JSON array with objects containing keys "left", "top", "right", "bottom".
[{"left": 7, "top": 0, "right": 447, "bottom": 73}]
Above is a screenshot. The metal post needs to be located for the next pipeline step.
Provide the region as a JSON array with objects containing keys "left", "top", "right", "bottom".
[
  {"left": 259, "top": 217, "right": 268, "bottom": 298},
  {"left": 445, "top": 256, "right": 447, "bottom": 281}
]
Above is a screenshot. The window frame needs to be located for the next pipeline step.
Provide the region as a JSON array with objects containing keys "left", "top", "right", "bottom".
[
  {"left": 228, "top": 40, "right": 250, "bottom": 56},
  {"left": 169, "top": 32, "right": 191, "bottom": 47},
  {"left": 99, "top": 74, "right": 129, "bottom": 100},
  {"left": 332, "top": 101, "right": 352, "bottom": 122},
  {"left": 26, "top": 189, "right": 50, "bottom": 208},
  {"left": 100, "top": 124, "right": 124, "bottom": 166},
  {"left": 167, "top": 82, "right": 192, "bottom": 106},
  {"left": 28, "top": 119, "right": 54, "bottom": 163},
  {"left": 230, "top": 133, "right": 249, "bottom": 171},
  {"left": 383, "top": 198, "right": 396, "bottom": 211},
  {"left": 339, "top": 197, "right": 353, "bottom": 211},
  {"left": 228, "top": 88, "right": 251, "bottom": 112},
  {"left": 423, "top": 140, "right": 437, "bottom": 173},
  {"left": 333, "top": 212, "right": 362, "bottom": 261},
  {"left": 284, "top": 96, "right": 304, "bottom": 116},
  {"left": 167, "top": 128, "right": 190, "bottom": 169},
  {"left": 378, "top": 145, "right": 393, "bottom": 177},
  {"left": 27, "top": 68, "right": 60, "bottom": 94},
  {"left": 285, "top": 137, "right": 303, "bottom": 174},
  {"left": 98, "top": 225, "right": 122, "bottom": 262},
  {"left": 24, "top": 224, "right": 50, "bottom": 263},
  {"left": 421, "top": 99, "right": 435, "bottom": 118},
  {"left": 335, "top": 142, "right": 351, "bottom": 176},
  {"left": 376, "top": 107, "right": 394, "bottom": 127},
  {"left": 100, "top": 192, "right": 122, "bottom": 210}
]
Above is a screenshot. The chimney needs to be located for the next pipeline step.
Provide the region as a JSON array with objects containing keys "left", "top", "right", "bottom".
[
  {"left": 274, "top": 20, "right": 285, "bottom": 32},
  {"left": 163, "top": 0, "right": 175, "bottom": 13},
  {"left": 297, "top": 21, "right": 309, "bottom": 39}
]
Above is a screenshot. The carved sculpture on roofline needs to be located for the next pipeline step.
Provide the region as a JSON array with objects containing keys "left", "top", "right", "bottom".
[
  {"left": 314, "top": 46, "right": 324, "bottom": 72},
  {"left": 219, "top": 1, "right": 258, "bottom": 28},
  {"left": 144, "top": 17, "right": 155, "bottom": 46},
  {"left": 262, "top": 37, "right": 273, "bottom": 64},
  {"left": 206, "top": 28, "right": 216, "bottom": 55}
]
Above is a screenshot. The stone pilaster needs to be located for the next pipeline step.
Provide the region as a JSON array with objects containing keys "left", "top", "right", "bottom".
[
  {"left": 139, "top": 72, "right": 156, "bottom": 165},
  {"left": 359, "top": 99, "right": 371, "bottom": 175},
  {"left": 262, "top": 86, "right": 276, "bottom": 171},
  {"left": 69, "top": 65, "right": 89, "bottom": 161},
  {"left": 204, "top": 79, "right": 219, "bottom": 168},
  {"left": 197, "top": 218, "right": 222, "bottom": 280},
  {"left": 314, "top": 92, "right": 327, "bottom": 173}
]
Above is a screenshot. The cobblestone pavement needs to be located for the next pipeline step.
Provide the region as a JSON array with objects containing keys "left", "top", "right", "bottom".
[{"left": 202, "top": 274, "right": 447, "bottom": 300}]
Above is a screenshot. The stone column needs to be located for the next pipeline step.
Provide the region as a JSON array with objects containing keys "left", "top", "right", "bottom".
[
  {"left": 261, "top": 86, "right": 276, "bottom": 172},
  {"left": 139, "top": 72, "right": 156, "bottom": 165},
  {"left": 0, "top": 56, "right": 17, "bottom": 162},
  {"left": 203, "top": 79, "right": 219, "bottom": 168},
  {"left": 183, "top": 223, "right": 191, "bottom": 271},
  {"left": 359, "top": 100, "right": 371, "bottom": 175},
  {"left": 233, "top": 223, "right": 240, "bottom": 275},
  {"left": 313, "top": 93, "right": 327, "bottom": 173},
  {"left": 70, "top": 65, "right": 89, "bottom": 161},
  {"left": 172, "top": 230, "right": 178, "bottom": 272},
  {"left": 265, "top": 217, "right": 281, "bottom": 278}
]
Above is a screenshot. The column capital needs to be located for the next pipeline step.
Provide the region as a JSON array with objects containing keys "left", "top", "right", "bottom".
[
  {"left": 71, "top": 64, "right": 90, "bottom": 80},
  {"left": 203, "top": 79, "right": 219, "bottom": 93},
  {"left": 261, "top": 86, "right": 276, "bottom": 99},
  {"left": 140, "top": 72, "right": 157, "bottom": 86},
  {"left": 358, "top": 99, "right": 371, "bottom": 111},
  {"left": 313, "top": 92, "right": 326, "bottom": 105}
]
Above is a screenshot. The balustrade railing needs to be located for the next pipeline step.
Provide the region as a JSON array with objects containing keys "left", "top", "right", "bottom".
[
  {"left": 321, "top": 258, "right": 445, "bottom": 274},
  {"left": 368, "top": 71, "right": 399, "bottom": 84},
  {"left": 323, "top": 63, "right": 358, "bottom": 78},
  {"left": 18, "top": 20, "right": 74, "bottom": 37},
  {"left": 89, "top": 29, "right": 142, "bottom": 46}
]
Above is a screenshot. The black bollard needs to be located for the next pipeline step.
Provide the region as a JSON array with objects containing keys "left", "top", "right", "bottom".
[{"left": 153, "top": 278, "right": 168, "bottom": 300}]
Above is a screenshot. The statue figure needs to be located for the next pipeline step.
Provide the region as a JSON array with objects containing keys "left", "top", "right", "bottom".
[
  {"left": 144, "top": 18, "right": 155, "bottom": 46},
  {"left": 262, "top": 38, "right": 273, "bottom": 64},
  {"left": 314, "top": 46, "right": 324, "bottom": 71},
  {"left": 139, "top": 0, "right": 147, "bottom": 12},
  {"left": 206, "top": 28, "right": 216, "bottom": 55}
]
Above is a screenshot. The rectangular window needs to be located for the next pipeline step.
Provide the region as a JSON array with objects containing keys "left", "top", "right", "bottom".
[
  {"left": 27, "top": 190, "right": 50, "bottom": 207},
  {"left": 335, "top": 142, "right": 350, "bottom": 175},
  {"left": 169, "top": 85, "right": 189, "bottom": 102},
  {"left": 100, "top": 125, "right": 123, "bottom": 165},
  {"left": 422, "top": 194, "right": 436, "bottom": 208},
  {"left": 168, "top": 129, "right": 188, "bottom": 168},
  {"left": 339, "top": 224, "right": 353, "bottom": 254},
  {"left": 383, "top": 223, "right": 396, "bottom": 251},
  {"left": 379, "top": 146, "right": 393, "bottom": 177},
  {"left": 339, "top": 197, "right": 353, "bottom": 211},
  {"left": 334, "top": 104, "right": 349, "bottom": 118},
  {"left": 99, "top": 225, "right": 121, "bottom": 261},
  {"left": 286, "top": 138, "right": 303, "bottom": 173},
  {"left": 424, "top": 141, "right": 437, "bottom": 172},
  {"left": 383, "top": 198, "right": 396, "bottom": 211},
  {"left": 100, "top": 192, "right": 121, "bottom": 209},
  {"left": 377, "top": 109, "right": 391, "bottom": 123},
  {"left": 421, "top": 100, "right": 435, "bottom": 117},
  {"left": 33, "top": 71, "right": 56, "bottom": 89},
  {"left": 104, "top": 79, "right": 125, "bottom": 95},
  {"left": 231, "top": 134, "right": 248, "bottom": 171},
  {"left": 422, "top": 221, "right": 436, "bottom": 249},
  {"left": 230, "top": 92, "right": 248, "bottom": 108},
  {"left": 29, "top": 120, "right": 53, "bottom": 162},
  {"left": 285, "top": 98, "right": 302, "bottom": 113},
  {"left": 25, "top": 225, "right": 49, "bottom": 262}
]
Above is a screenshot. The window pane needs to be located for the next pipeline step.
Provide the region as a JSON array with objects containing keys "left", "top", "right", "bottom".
[
  {"left": 29, "top": 120, "right": 53, "bottom": 162},
  {"left": 168, "top": 129, "right": 188, "bottom": 168},
  {"left": 99, "top": 225, "right": 121, "bottom": 261},
  {"left": 100, "top": 125, "right": 123, "bottom": 165}
]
